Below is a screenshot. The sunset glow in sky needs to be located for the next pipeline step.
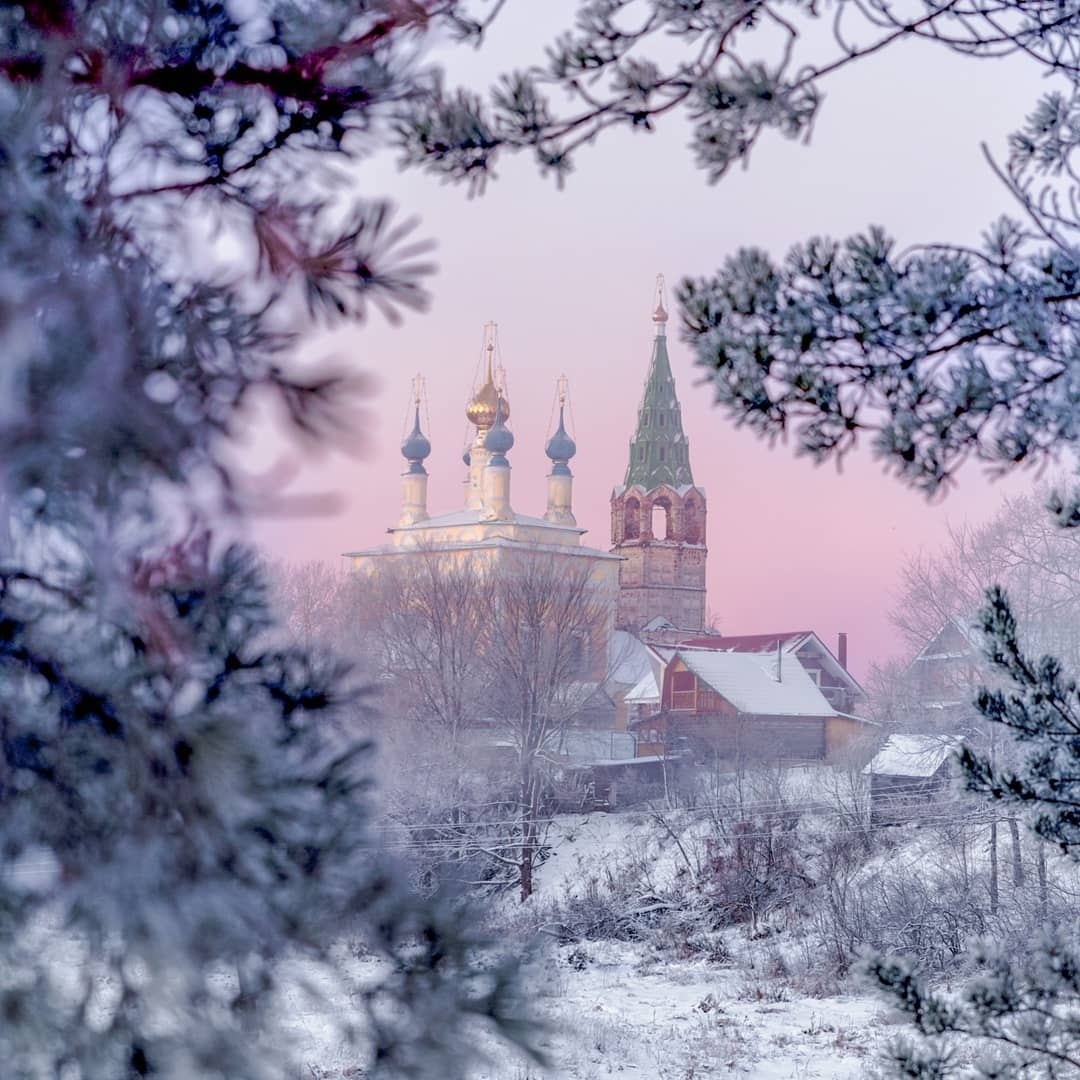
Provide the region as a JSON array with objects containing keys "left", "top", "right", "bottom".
[{"left": 250, "top": 6, "right": 1051, "bottom": 680}]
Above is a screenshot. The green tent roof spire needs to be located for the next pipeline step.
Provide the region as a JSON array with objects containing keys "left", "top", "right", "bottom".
[{"left": 624, "top": 275, "right": 694, "bottom": 489}]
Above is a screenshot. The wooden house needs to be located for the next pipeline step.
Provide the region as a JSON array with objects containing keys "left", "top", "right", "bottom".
[
  {"left": 908, "top": 618, "right": 982, "bottom": 720},
  {"left": 677, "top": 631, "right": 864, "bottom": 716},
  {"left": 632, "top": 649, "right": 874, "bottom": 764}
]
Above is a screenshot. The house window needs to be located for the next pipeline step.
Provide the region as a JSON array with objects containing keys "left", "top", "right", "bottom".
[{"left": 671, "top": 669, "right": 695, "bottom": 711}]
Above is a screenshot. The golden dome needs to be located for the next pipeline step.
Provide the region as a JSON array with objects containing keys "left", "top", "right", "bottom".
[
  {"left": 467, "top": 330, "right": 509, "bottom": 431},
  {"left": 466, "top": 373, "right": 510, "bottom": 431}
]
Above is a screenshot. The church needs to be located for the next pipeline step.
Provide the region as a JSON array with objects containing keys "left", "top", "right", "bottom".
[{"left": 347, "top": 277, "right": 871, "bottom": 766}]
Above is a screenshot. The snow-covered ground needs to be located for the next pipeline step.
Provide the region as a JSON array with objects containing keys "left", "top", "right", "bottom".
[
  {"left": 461, "top": 813, "right": 903, "bottom": 1079},
  {"left": 479, "top": 941, "right": 895, "bottom": 1079}
]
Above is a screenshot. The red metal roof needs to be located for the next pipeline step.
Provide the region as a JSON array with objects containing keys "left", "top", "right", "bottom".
[{"left": 675, "top": 632, "right": 812, "bottom": 652}]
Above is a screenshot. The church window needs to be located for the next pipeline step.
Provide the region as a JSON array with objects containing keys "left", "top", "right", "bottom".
[
  {"left": 658, "top": 447, "right": 665, "bottom": 462},
  {"left": 643, "top": 412, "right": 649, "bottom": 426},
  {"left": 624, "top": 496, "right": 641, "bottom": 540},
  {"left": 637, "top": 445, "right": 645, "bottom": 462},
  {"left": 659, "top": 414, "right": 666, "bottom": 427},
  {"left": 651, "top": 497, "right": 672, "bottom": 540}
]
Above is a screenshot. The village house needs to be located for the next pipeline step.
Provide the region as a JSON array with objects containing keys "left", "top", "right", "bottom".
[{"left": 632, "top": 648, "right": 874, "bottom": 764}]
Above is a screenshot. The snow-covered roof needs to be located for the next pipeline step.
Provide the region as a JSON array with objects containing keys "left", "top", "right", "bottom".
[
  {"left": 609, "top": 630, "right": 659, "bottom": 688},
  {"left": 911, "top": 617, "right": 983, "bottom": 665},
  {"left": 676, "top": 650, "right": 839, "bottom": 718},
  {"left": 626, "top": 669, "right": 660, "bottom": 705},
  {"left": 864, "top": 734, "right": 960, "bottom": 778},
  {"left": 394, "top": 507, "right": 578, "bottom": 532},
  {"left": 675, "top": 631, "right": 864, "bottom": 697}
]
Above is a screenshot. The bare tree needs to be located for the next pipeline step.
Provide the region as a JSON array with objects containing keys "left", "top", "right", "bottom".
[
  {"left": 487, "top": 553, "right": 614, "bottom": 900},
  {"left": 266, "top": 558, "right": 359, "bottom": 653},
  {"left": 361, "top": 548, "right": 491, "bottom": 745},
  {"left": 892, "top": 484, "right": 1080, "bottom": 666},
  {"left": 359, "top": 549, "right": 614, "bottom": 900}
]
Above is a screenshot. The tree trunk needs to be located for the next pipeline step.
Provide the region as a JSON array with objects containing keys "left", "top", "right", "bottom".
[
  {"left": 520, "top": 760, "right": 538, "bottom": 903},
  {"left": 519, "top": 811, "right": 535, "bottom": 903},
  {"left": 1038, "top": 842, "right": 1048, "bottom": 916},
  {"left": 1008, "top": 817, "right": 1024, "bottom": 887},
  {"left": 988, "top": 819, "right": 999, "bottom": 915}
]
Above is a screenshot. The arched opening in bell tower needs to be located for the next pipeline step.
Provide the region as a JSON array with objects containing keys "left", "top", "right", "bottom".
[{"left": 651, "top": 498, "right": 672, "bottom": 541}]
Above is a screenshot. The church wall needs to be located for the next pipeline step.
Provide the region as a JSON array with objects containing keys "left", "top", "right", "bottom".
[
  {"left": 614, "top": 540, "right": 707, "bottom": 631},
  {"left": 611, "top": 474, "right": 708, "bottom": 632}
]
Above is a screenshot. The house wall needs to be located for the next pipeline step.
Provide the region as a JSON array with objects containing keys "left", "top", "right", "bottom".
[
  {"left": 638, "top": 712, "right": 842, "bottom": 762},
  {"left": 870, "top": 770, "right": 949, "bottom": 825},
  {"left": 825, "top": 715, "right": 874, "bottom": 760}
]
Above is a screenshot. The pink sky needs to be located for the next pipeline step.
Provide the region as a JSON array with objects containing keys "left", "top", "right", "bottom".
[{"left": 248, "top": 12, "right": 1053, "bottom": 680}]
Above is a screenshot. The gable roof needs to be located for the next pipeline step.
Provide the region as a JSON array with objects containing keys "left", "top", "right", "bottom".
[
  {"left": 864, "top": 734, "right": 960, "bottom": 778},
  {"left": 675, "top": 630, "right": 863, "bottom": 696},
  {"left": 910, "top": 616, "right": 983, "bottom": 665},
  {"left": 626, "top": 669, "right": 661, "bottom": 705},
  {"left": 675, "top": 650, "right": 838, "bottom": 718},
  {"left": 609, "top": 630, "right": 660, "bottom": 688},
  {"left": 678, "top": 631, "right": 811, "bottom": 651}
]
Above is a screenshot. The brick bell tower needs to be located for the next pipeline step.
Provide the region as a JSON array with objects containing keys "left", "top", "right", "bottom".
[{"left": 610, "top": 275, "right": 708, "bottom": 632}]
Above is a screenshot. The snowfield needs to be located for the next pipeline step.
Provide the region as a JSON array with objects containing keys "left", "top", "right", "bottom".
[
  {"left": 478, "top": 941, "right": 895, "bottom": 1079},
  {"left": 475, "top": 813, "right": 897, "bottom": 1079}
]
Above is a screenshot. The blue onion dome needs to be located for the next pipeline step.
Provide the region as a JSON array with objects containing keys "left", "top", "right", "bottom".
[
  {"left": 484, "top": 400, "right": 514, "bottom": 460},
  {"left": 401, "top": 407, "right": 431, "bottom": 472},
  {"left": 545, "top": 405, "right": 577, "bottom": 463}
]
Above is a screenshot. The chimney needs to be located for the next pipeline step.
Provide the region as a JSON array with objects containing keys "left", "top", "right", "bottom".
[{"left": 837, "top": 632, "right": 848, "bottom": 671}]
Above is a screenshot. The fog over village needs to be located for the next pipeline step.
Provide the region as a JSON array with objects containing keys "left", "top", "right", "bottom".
[{"left": 6, "top": 3, "right": 1080, "bottom": 1080}]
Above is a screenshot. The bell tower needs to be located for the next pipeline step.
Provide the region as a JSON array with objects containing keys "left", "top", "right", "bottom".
[{"left": 610, "top": 276, "right": 708, "bottom": 632}]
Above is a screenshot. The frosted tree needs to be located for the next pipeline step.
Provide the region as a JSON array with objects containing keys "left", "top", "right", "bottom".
[
  {"left": 485, "top": 553, "right": 612, "bottom": 901},
  {"left": 892, "top": 487, "right": 1080, "bottom": 664},
  {"left": 0, "top": 2, "right": 537, "bottom": 1077},
  {"left": 867, "top": 589, "right": 1080, "bottom": 1077},
  {"left": 398, "top": 2, "right": 1080, "bottom": 502},
  {"left": 359, "top": 551, "right": 611, "bottom": 901}
]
